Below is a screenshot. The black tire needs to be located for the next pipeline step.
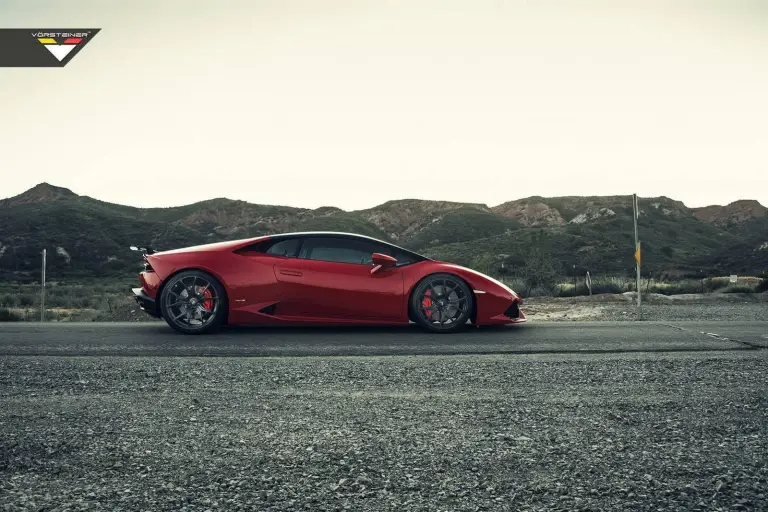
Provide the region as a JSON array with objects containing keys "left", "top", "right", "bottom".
[
  {"left": 409, "top": 273, "right": 474, "bottom": 333},
  {"left": 160, "top": 270, "right": 227, "bottom": 335}
]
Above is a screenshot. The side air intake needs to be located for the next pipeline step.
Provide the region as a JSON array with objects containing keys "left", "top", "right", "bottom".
[
  {"left": 504, "top": 302, "right": 520, "bottom": 319},
  {"left": 258, "top": 303, "right": 278, "bottom": 316}
]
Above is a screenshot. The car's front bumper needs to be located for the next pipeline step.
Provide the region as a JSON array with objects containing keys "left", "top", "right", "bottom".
[
  {"left": 475, "top": 294, "right": 527, "bottom": 325},
  {"left": 503, "top": 301, "right": 526, "bottom": 322},
  {"left": 132, "top": 287, "right": 160, "bottom": 317}
]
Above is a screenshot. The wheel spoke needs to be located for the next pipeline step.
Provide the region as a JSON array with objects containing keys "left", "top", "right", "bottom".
[
  {"left": 416, "top": 276, "right": 471, "bottom": 329},
  {"left": 162, "top": 273, "right": 225, "bottom": 331}
]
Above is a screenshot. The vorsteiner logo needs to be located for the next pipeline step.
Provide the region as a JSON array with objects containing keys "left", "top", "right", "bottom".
[
  {"left": 32, "top": 32, "right": 91, "bottom": 38},
  {"left": 34, "top": 30, "right": 93, "bottom": 61},
  {"left": 0, "top": 28, "right": 100, "bottom": 67}
]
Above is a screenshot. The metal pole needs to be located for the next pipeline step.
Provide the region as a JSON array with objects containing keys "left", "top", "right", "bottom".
[
  {"left": 633, "top": 195, "right": 641, "bottom": 315},
  {"left": 41, "top": 249, "right": 46, "bottom": 322}
]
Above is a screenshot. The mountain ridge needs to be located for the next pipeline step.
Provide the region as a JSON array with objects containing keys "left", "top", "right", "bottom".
[
  {"left": 1, "top": 183, "right": 766, "bottom": 280},
  {"left": 5, "top": 182, "right": 764, "bottom": 215}
]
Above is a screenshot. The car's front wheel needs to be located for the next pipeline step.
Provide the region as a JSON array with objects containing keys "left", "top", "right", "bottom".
[
  {"left": 160, "top": 270, "right": 227, "bottom": 335},
  {"left": 410, "top": 273, "right": 474, "bottom": 333}
]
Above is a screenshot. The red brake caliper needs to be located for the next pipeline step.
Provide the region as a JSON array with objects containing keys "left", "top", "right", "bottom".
[
  {"left": 421, "top": 288, "right": 433, "bottom": 319},
  {"left": 202, "top": 288, "right": 214, "bottom": 311}
]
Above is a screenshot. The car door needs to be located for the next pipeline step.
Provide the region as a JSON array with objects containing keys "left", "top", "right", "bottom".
[{"left": 273, "top": 236, "right": 405, "bottom": 320}]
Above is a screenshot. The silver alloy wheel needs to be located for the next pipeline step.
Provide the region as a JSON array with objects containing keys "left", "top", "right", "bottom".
[
  {"left": 417, "top": 275, "right": 471, "bottom": 330},
  {"left": 164, "top": 274, "right": 219, "bottom": 331}
]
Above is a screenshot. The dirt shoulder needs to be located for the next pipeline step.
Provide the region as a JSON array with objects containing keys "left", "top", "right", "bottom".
[{"left": 523, "top": 292, "right": 768, "bottom": 322}]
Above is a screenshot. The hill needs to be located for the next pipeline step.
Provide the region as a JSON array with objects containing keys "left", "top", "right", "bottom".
[{"left": 1, "top": 183, "right": 766, "bottom": 281}]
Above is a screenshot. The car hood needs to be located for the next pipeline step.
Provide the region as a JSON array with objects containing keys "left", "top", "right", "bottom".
[{"left": 434, "top": 263, "right": 521, "bottom": 299}]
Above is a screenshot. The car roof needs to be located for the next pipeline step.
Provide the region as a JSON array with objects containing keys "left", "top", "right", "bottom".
[{"left": 268, "top": 231, "right": 386, "bottom": 243}]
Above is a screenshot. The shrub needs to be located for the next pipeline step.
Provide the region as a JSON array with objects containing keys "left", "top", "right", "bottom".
[
  {"left": 18, "top": 294, "right": 35, "bottom": 307},
  {"left": 502, "top": 279, "right": 527, "bottom": 295},
  {"left": 517, "top": 249, "right": 559, "bottom": 296},
  {"left": 591, "top": 282, "right": 625, "bottom": 295},
  {"left": 0, "top": 308, "right": 23, "bottom": 322},
  {"left": 721, "top": 284, "right": 756, "bottom": 294},
  {"left": 470, "top": 254, "right": 497, "bottom": 275},
  {"left": 0, "top": 294, "right": 16, "bottom": 307},
  {"left": 650, "top": 280, "right": 704, "bottom": 295},
  {"left": 74, "top": 296, "right": 93, "bottom": 309},
  {"left": 556, "top": 283, "right": 588, "bottom": 297}
]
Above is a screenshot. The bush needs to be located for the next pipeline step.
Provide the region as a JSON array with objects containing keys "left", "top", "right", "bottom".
[
  {"left": 18, "top": 294, "right": 35, "bottom": 307},
  {"left": 74, "top": 296, "right": 94, "bottom": 309},
  {"left": 0, "top": 308, "right": 23, "bottom": 321},
  {"left": 556, "top": 284, "right": 588, "bottom": 297},
  {"left": 650, "top": 280, "right": 705, "bottom": 295},
  {"left": 720, "top": 284, "right": 756, "bottom": 294},
  {"left": 591, "top": 282, "right": 626, "bottom": 295},
  {"left": 0, "top": 294, "right": 16, "bottom": 307},
  {"left": 517, "top": 249, "right": 559, "bottom": 296}
]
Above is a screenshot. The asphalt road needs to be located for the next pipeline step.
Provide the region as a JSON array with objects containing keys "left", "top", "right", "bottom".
[
  {"left": 3, "top": 321, "right": 767, "bottom": 510},
  {"left": 0, "top": 320, "right": 766, "bottom": 356}
]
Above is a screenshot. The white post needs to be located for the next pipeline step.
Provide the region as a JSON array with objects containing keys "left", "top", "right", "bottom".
[{"left": 41, "top": 249, "right": 46, "bottom": 322}]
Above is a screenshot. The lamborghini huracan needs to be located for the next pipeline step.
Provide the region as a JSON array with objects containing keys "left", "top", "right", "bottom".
[{"left": 131, "top": 232, "right": 526, "bottom": 334}]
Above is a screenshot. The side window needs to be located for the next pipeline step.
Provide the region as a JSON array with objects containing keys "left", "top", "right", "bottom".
[
  {"left": 299, "top": 237, "right": 380, "bottom": 264},
  {"left": 265, "top": 238, "right": 301, "bottom": 258},
  {"left": 368, "top": 244, "right": 418, "bottom": 266},
  {"left": 390, "top": 248, "right": 417, "bottom": 266}
]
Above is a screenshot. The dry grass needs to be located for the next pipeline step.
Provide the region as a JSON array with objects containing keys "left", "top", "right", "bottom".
[
  {"left": 0, "top": 275, "right": 765, "bottom": 322},
  {"left": 0, "top": 279, "right": 155, "bottom": 322},
  {"left": 504, "top": 275, "right": 766, "bottom": 298}
]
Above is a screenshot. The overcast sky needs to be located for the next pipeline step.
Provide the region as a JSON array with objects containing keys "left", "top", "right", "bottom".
[{"left": 1, "top": 0, "right": 766, "bottom": 210}]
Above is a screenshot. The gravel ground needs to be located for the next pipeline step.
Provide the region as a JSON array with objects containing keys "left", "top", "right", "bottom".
[{"left": 1, "top": 352, "right": 767, "bottom": 511}]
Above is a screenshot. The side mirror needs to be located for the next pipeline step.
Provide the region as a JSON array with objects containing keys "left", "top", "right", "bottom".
[{"left": 371, "top": 253, "right": 397, "bottom": 274}]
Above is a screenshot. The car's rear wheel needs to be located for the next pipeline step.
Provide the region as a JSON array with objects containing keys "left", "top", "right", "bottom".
[
  {"left": 160, "top": 270, "right": 227, "bottom": 335},
  {"left": 410, "top": 273, "right": 474, "bottom": 333}
]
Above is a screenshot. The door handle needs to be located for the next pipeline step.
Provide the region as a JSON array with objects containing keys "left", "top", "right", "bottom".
[{"left": 279, "top": 269, "right": 303, "bottom": 277}]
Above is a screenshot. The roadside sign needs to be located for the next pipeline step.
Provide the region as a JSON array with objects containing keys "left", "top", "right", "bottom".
[
  {"left": 634, "top": 247, "right": 641, "bottom": 265},
  {"left": 729, "top": 274, "right": 738, "bottom": 283}
]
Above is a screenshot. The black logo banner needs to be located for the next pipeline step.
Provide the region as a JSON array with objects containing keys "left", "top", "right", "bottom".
[{"left": 0, "top": 28, "right": 101, "bottom": 67}]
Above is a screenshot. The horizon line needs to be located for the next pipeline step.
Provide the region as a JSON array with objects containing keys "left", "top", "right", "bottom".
[{"left": 1, "top": 181, "right": 765, "bottom": 212}]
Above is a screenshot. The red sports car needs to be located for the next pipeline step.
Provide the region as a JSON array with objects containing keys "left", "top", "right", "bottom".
[{"left": 131, "top": 232, "right": 526, "bottom": 334}]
